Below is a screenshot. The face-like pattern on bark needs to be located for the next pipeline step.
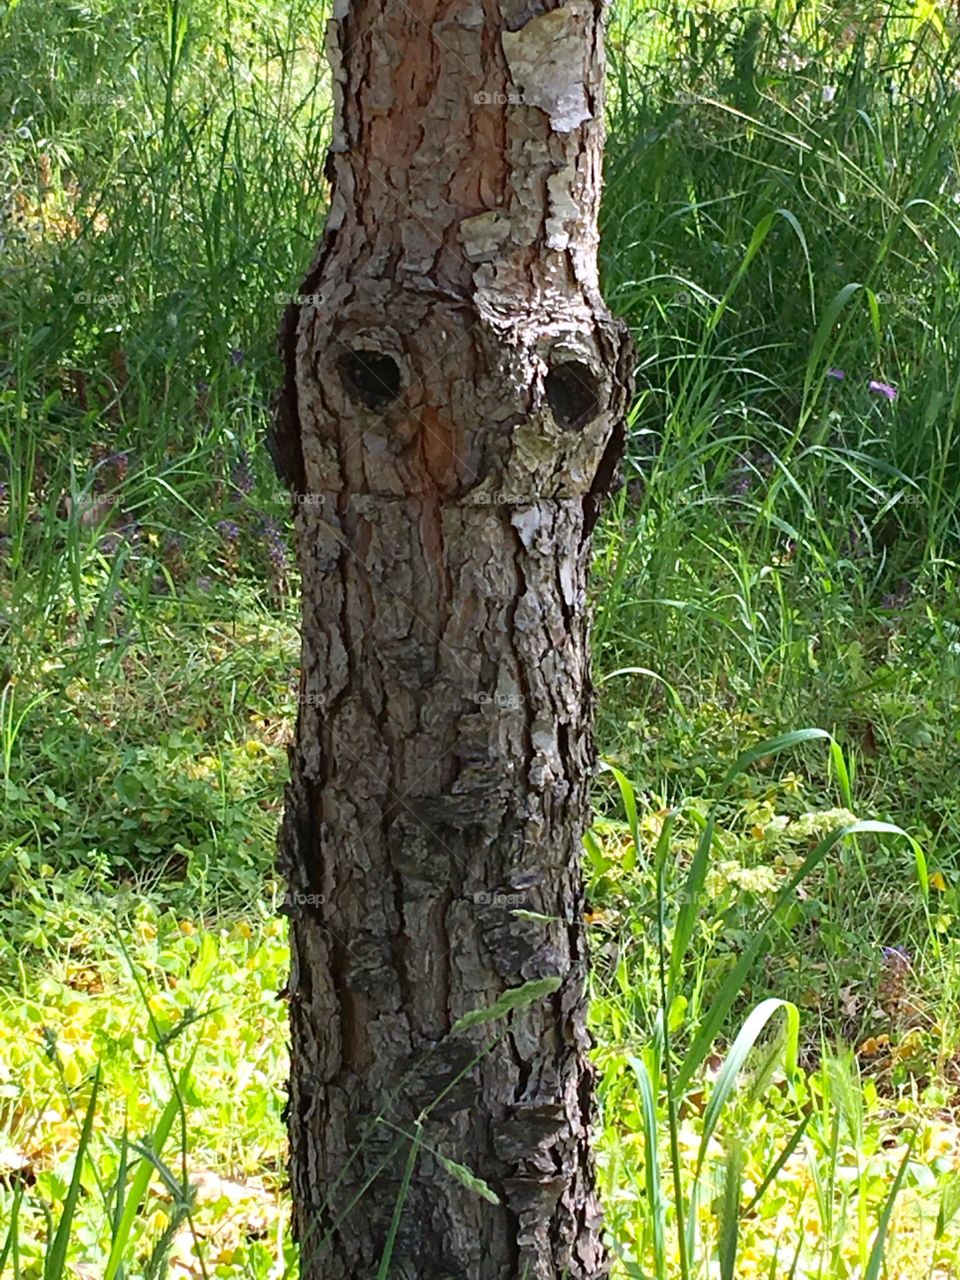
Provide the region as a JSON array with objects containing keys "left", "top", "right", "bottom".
[
  {"left": 298, "top": 297, "right": 624, "bottom": 508},
  {"left": 273, "top": 0, "right": 633, "bottom": 1275}
]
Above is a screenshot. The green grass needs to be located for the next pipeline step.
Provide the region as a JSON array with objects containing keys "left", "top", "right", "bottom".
[
  {"left": 0, "top": 881, "right": 292, "bottom": 1277},
  {"left": 2, "top": 0, "right": 960, "bottom": 1275}
]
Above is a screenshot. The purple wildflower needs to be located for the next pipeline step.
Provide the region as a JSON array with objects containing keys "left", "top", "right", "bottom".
[
  {"left": 260, "top": 516, "right": 288, "bottom": 575},
  {"left": 882, "top": 944, "right": 911, "bottom": 970},
  {"left": 881, "top": 579, "right": 912, "bottom": 609},
  {"left": 827, "top": 368, "right": 845, "bottom": 380},
  {"left": 218, "top": 519, "right": 241, "bottom": 542},
  {"left": 108, "top": 451, "right": 130, "bottom": 480},
  {"left": 868, "top": 379, "right": 897, "bottom": 401},
  {"left": 231, "top": 453, "right": 254, "bottom": 497}
]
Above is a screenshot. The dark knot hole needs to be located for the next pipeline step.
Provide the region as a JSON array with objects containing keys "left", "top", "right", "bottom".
[
  {"left": 545, "top": 361, "right": 601, "bottom": 429},
  {"left": 338, "top": 349, "right": 402, "bottom": 411}
]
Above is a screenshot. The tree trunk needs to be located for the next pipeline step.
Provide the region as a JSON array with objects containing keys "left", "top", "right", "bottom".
[{"left": 270, "top": 0, "right": 632, "bottom": 1274}]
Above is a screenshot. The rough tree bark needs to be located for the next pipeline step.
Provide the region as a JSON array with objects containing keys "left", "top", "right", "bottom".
[{"left": 269, "top": 0, "right": 632, "bottom": 1274}]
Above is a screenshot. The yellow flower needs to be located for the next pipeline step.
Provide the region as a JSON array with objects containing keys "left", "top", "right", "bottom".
[
  {"left": 858, "top": 1034, "right": 890, "bottom": 1057},
  {"left": 585, "top": 909, "right": 616, "bottom": 926},
  {"left": 930, "top": 871, "right": 948, "bottom": 892}
]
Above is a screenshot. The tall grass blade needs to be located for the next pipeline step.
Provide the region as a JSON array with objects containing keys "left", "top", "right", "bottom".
[
  {"left": 45, "top": 1066, "right": 100, "bottom": 1280},
  {"left": 864, "top": 1130, "right": 916, "bottom": 1280},
  {"left": 376, "top": 1122, "right": 423, "bottom": 1280},
  {"left": 627, "top": 1052, "right": 668, "bottom": 1280},
  {"left": 694, "top": 999, "right": 799, "bottom": 1180},
  {"left": 103, "top": 1078, "right": 188, "bottom": 1280}
]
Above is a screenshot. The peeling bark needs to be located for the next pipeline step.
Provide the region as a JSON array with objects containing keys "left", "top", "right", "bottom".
[{"left": 272, "top": 0, "right": 632, "bottom": 1274}]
